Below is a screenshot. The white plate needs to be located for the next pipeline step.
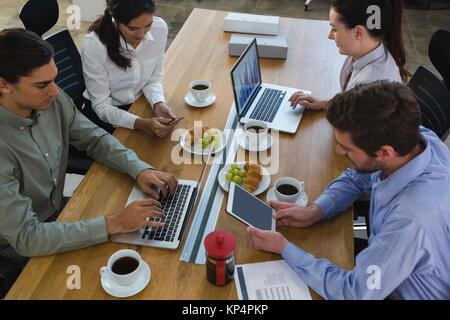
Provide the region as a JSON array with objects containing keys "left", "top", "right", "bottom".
[
  {"left": 218, "top": 162, "right": 270, "bottom": 196},
  {"left": 184, "top": 92, "right": 216, "bottom": 108},
  {"left": 266, "top": 187, "right": 308, "bottom": 207},
  {"left": 180, "top": 127, "right": 225, "bottom": 155},
  {"left": 101, "top": 260, "right": 151, "bottom": 298},
  {"left": 239, "top": 132, "right": 273, "bottom": 152}
]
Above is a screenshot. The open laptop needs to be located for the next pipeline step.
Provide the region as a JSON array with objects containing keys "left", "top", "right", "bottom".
[
  {"left": 110, "top": 152, "right": 211, "bottom": 250},
  {"left": 230, "top": 38, "right": 311, "bottom": 134}
]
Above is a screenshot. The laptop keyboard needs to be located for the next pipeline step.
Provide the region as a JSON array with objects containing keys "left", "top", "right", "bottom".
[
  {"left": 249, "top": 88, "right": 286, "bottom": 122},
  {"left": 141, "top": 184, "right": 192, "bottom": 242}
]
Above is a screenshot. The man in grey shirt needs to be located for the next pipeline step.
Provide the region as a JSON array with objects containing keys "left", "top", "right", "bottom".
[{"left": 0, "top": 28, "right": 177, "bottom": 296}]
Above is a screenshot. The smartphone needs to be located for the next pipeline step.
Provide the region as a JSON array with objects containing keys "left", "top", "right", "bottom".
[{"left": 167, "top": 116, "right": 184, "bottom": 126}]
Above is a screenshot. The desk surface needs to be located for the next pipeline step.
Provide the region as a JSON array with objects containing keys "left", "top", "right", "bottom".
[{"left": 6, "top": 9, "right": 352, "bottom": 300}]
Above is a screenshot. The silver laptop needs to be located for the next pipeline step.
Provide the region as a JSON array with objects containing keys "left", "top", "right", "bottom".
[
  {"left": 230, "top": 38, "right": 311, "bottom": 134},
  {"left": 110, "top": 152, "right": 211, "bottom": 250}
]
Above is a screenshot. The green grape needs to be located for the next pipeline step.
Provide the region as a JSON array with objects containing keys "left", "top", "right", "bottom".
[
  {"left": 232, "top": 176, "right": 243, "bottom": 184},
  {"left": 225, "top": 172, "right": 233, "bottom": 181},
  {"left": 228, "top": 168, "right": 234, "bottom": 174},
  {"left": 202, "top": 140, "right": 211, "bottom": 148},
  {"left": 238, "top": 169, "right": 246, "bottom": 178},
  {"left": 232, "top": 168, "right": 240, "bottom": 176},
  {"left": 230, "top": 163, "right": 239, "bottom": 170}
]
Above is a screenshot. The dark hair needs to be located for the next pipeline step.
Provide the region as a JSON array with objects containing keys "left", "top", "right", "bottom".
[
  {"left": 0, "top": 28, "right": 54, "bottom": 84},
  {"left": 88, "top": 0, "right": 156, "bottom": 70},
  {"left": 326, "top": 80, "right": 422, "bottom": 157},
  {"left": 331, "top": 0, "right": 410, "bottom": 83}
]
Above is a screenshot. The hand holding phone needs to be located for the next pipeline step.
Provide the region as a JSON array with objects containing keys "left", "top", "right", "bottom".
[{"left": 166, "top": 116, "right": 184, "bottom": 126}]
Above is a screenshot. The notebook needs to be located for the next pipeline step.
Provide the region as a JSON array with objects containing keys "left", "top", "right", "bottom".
[
  {"left": 110, "top": 152, "right": 211, "bottom": 250},
  {"left": 230, "top": 38, "right": 311, "bottom": 134}
]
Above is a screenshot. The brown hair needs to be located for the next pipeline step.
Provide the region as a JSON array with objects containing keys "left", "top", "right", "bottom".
[
  {"left": 326, "top": 80, "right": 422, "bottom": 157},
  {"left": 88, "top": 0, "right": 155, "bottom": 70},
  {"left": 331, "top": 0, "right": 410, "bottom": 83}
]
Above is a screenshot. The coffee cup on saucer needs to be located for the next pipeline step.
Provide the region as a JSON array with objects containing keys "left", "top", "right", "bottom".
[
  {"left": 190, "top": 80, "right": 211, "bottom": 103},
  {"left": 243, "top": 120, "right": 269, "bottom": 149},
  {"left": 274, "top": 177, "right": 305, "bottom": 203},
  {"left": 100, "top": 249, "right": 142, "bottom": 286}
]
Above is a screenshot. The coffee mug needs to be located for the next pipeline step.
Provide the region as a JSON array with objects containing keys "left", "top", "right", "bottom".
[
  {"left": 100, "top": 249, "right": 142, "bottom": 286},
  {"left": 190, "top": 80, "right": 211, "bottom": 103},
  {"left": 244, "top": 120, "right": 269, "bottom": 148},
  {"left": 274, "top": 177, "right": 305, "bottom": 203}
]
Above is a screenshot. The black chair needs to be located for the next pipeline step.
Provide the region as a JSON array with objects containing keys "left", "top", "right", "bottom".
[
  {"left": 429, "top": 29, "right": 450, "bottom": 91},
  {"left": 45, "top": 30, "right": 94, "bottom": 174},
  {"left": 19, "top": 0, "right": 59, "bottom": 37},
  {"left": 408, "top": 65, "right": 450, "bottom": 140}
]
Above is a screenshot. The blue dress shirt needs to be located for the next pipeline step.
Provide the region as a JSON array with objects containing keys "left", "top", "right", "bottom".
[{"left": 282, "top": 127, "right": 450, "bottom": 299}]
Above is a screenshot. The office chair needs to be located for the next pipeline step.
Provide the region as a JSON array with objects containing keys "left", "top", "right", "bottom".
[
  {"left": 428, "top": 29, "right": 450, "bottom": 91},
  {"left": 19, "top": 0, "right": 59, "bottom": 37},
  {"left": 45, "top": 30, "right": 94, "bottom": 174},
  {"left": 408, "top": 65, "right": 450, "bottom": 140}
]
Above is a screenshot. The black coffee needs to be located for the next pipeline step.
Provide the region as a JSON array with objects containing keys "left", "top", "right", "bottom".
[
  {"left": 111, "top": 257, "right": 139, "bottom": 275},
  {"left": 247, "top": 126, "right": 265, "bottom": 133},
  {"left": 192, "top": 84, "right": 209, "bottom": 90},
  {"left": 276, "top": 184, "right": 298, "bottom": 195}
]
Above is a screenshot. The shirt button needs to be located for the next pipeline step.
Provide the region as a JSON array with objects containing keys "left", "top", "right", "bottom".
[
  {"left": 20, "top": 126, "right": 24, "bottom": 130},
  {"left": 45, "top": 153, "right": 49, "bottom": 157}
]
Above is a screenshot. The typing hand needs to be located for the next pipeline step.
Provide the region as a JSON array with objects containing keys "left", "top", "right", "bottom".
[
  {"left": 267, "top": 202, "right": 324, "bottom": 228},
  {"left": 105, "top": 198, "right": 164, "bottom": 235},
  {"left": 288, "top": 91, "right": 328, "bottom": 110},
  {"left": 136, "top": 169, "right": 178, "bottom": 200}
]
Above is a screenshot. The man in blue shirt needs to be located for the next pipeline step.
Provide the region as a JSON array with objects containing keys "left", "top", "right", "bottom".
[{"left": 247, "top": 81, "right": 450, "bottom": 299}]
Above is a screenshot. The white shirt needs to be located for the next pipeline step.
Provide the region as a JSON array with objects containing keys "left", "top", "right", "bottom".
[
  {"left": 340, "top": 42, "right": 402, "bottom": 92},
  {"left": 81, "top": 16, "right": 168, "bottom": 129}
]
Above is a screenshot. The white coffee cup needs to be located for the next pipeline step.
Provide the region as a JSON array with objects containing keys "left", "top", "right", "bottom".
[
  {"left": 274, "top": 177, "right": 305, "bottom": 203},
  {"left": 244, "top": 120, "right": 269, "bottom": 148},
  {"left": 100, "top": 249, "right": 142, "bottom": 286},
  {"left": 190, "top": 80, "right": 211, "bottom": 103}
]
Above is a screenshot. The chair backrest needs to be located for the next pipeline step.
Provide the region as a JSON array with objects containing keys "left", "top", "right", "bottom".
[
  {"left": 19, "top": 0, "right": 59, "bottom": 37},
  {"left": 428, "top": 29, "right": 450, "bottom": 91},
  {"left": 44, "top": 30, "right": 86, "bottom": 110},
  {"left": 407, "top": 65, "right": 450, "bottom": 139}
]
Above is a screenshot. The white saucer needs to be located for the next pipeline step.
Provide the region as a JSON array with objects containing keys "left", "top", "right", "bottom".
[
  {"left": 184, "top": 92, "right": 216, "bottom": 108},
  {"left": 239, "top": 133, "right": 273, "bottom": 152},
  {"left": 217, "top": 162, "right": 271, "bottom": 196},
  {"left": 101, "top": 261, "right": 151, "bottom": 298},
  {"left": 266, "top": 187, "right": 308, "bottom": 207}
]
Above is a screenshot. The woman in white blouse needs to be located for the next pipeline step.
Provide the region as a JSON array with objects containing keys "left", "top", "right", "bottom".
[
  {"left": 290, "top": 0, "right": 409, "bottom": 110},
  {"left": 81, "top": 0, "right": 176, "bottom": 137}
]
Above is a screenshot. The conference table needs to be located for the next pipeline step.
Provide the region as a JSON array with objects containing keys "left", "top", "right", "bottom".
[{"left": 6, "top": 8, "right": 352, "bottom": 300}]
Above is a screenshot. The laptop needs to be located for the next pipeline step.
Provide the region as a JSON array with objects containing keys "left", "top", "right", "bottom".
[
  {"left": 110, "top": 151, "right": 212, "bottom": 250},
  {"left": 230, "top": 38, "right": 311, "bottom": 134}
]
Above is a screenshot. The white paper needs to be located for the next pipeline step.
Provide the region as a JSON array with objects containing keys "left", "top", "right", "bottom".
[{"left": 235, "top": 260, "right": 312, "bottom": 300}]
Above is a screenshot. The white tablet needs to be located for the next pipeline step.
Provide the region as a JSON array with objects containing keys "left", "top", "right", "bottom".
[{"left": 226, "top": 182, "right": 276, "bottom": 231}]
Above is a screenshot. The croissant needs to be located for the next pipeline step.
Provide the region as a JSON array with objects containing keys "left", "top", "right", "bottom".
[{"left": 244, "top": 162, "right": 262, "bottom": 193}]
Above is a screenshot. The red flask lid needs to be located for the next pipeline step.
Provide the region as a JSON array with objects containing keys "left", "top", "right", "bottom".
[{"left": 204, "top": 230, "right": 236, "bottom": 259}]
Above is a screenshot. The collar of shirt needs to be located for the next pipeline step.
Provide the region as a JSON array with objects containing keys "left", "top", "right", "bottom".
[
  {"left": 353, "top": 42, "right": 385, "bottom": 73},
  {"left": 0, "top": 104, "right": 40, "bottom": 129},
  {"left": 371, "top": 129, "right": 431, "bottom": 208}
]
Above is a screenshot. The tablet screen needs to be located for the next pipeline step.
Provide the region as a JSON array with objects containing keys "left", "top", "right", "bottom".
[{"left": 227, "top": 183, "right": 274, "bottom": 230}]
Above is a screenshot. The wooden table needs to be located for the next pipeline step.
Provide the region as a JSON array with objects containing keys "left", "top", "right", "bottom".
[{"left": 6, "top": 9, "right": 352, "bottom": 300}]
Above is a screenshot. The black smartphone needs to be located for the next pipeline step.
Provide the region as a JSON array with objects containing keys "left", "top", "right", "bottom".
[{"left": 166, "top": 116, "right": 184, "bottom": 126}]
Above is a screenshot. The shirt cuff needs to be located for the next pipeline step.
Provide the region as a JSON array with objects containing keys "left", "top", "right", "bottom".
[
  {"left": 121, "top": 112, "right": 140, "bottom": 130},
  {"left": 282, "top": 242, "right": 309, "bottom": 265},
  {"left": 313, "top": 194, "right": 336, "bottom": 220},
  {"left": 89, "top": 217, "right": 109, "bottom": 243}
]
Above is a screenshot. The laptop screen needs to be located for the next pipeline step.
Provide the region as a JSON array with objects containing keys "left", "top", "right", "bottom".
[{"left": 231, "top": 39, "right": 262, "bottom": 116}]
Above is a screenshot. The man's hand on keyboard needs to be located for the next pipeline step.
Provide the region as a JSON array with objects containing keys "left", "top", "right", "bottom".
[
  {"left": 105, "top": 199, "right": 165, "bottom": 235},
  {"left": 136, "top": 169, "right": 178, "bottom": 200}
]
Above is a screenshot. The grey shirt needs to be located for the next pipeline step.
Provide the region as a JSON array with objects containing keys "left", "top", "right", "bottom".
[
  {"left": 0, "top": 90, "right": 152, "bottom": 256},
  {"left": 340, "top": 42, "right": 403, "bottom": 91}
]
